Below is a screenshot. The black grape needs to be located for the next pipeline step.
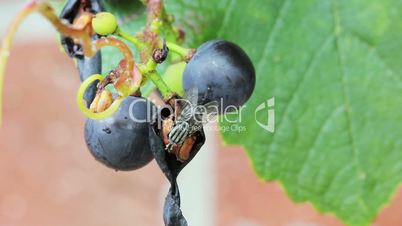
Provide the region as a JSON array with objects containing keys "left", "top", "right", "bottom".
[
  {"left": 84, "top": 96, "right": 155, "bottom": 171},
  {"left": 182, "top": 40, "right": 255, "bottom": 111}
]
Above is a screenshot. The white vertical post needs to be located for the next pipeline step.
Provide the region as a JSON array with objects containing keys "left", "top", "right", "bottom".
[{"left": 177, "top": 129, "right": 217, "bottom": 226}]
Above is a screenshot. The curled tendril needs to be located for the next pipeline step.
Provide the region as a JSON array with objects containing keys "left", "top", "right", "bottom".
[
  {"left": 78, "top": 37, "right": 142, "bottom": 120},
  {"left": 77, "top": 74, "right": 124, "bottom": 120},
  {"left": 94, "top": 37, "right": 141, "bottom": 96}
]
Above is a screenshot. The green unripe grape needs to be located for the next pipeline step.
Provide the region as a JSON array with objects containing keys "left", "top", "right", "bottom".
[
  {"left": 163, "top": 62, "right": 186, "bottom": 97},
  {"left": 92, "top": 12, "right": 118, "bottom": 36}
]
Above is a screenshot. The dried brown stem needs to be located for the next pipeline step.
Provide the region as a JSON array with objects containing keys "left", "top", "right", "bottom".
[
  {"left": 94, "top": 37, "right": 138, "bottom": 89},
  {"left": 146, "top": 0, "right": 163, "bottom": 26}
]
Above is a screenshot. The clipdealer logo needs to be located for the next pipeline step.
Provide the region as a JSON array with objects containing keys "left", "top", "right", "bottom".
[
  {"left": 127, "top": 94, "right": 275, "bottom": 133},
  {"left": 255, "top": 97, "right": 275, "bottom": 133}
]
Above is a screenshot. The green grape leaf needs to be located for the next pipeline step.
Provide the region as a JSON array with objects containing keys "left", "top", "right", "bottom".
[{"left": 167, "top": 0, "right": 402, "bottom": 226}]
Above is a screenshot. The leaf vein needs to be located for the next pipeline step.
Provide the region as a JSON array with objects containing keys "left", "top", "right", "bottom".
[
  {"left": 217, "top": 0, "right": 236, "bottom": 37},
  {"left": 331, "top": 0, "right": 369, "bottom": 213},
  {"left": 348, "top": 32, "right": 402, "bottom": 83},
  {"left": 255, "top": 0, "right": 293, "bottom": 73},
  {"left": 296, "top": 106, "right": 344, "bottom": 193},
  {"left": 262, "top": 34, "right": 334, "bottom": 175}
]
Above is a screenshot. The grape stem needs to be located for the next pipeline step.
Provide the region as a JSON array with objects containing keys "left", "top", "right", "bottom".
[
  {"left": 140, "top": 59, "right": 174, "bottom": 99},
  {"left": 115, "top": 27, "right": 192, "bottom": 59},
  {"left": 148, "top": 71, "right": 173, "bottom": 99},
  {"left": 115, "top": 28, "right": 145, "bottom": 50},
  {"left": 165, "top": 41, "right": 191, "bottom": 58}
]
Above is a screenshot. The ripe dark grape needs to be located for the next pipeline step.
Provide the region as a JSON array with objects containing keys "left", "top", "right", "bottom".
[
  {"left": 182, "top": 40, "right": 255, "bottom": 110},
  {"left": 84, "top": 96, "right": 155, "bottom": 171}
]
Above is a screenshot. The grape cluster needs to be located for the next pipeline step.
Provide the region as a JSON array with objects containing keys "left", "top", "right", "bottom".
[
  {"left": 58, "top": 1, "right": 255, "bottom": 225},
  {"left": 0, "top": 0, "right": 253, "bottom": 224},
  {"left": 82, "top": 40, "right": 255, "bottom": 171}
]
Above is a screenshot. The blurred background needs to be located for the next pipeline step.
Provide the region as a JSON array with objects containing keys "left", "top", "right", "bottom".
[{"left": 1, "top": 1, "right": 402, "bottom": 226}]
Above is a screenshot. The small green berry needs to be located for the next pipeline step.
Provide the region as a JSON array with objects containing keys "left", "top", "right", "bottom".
[{"left": 92, "top": 12, "right": 118, "bottom": 36}]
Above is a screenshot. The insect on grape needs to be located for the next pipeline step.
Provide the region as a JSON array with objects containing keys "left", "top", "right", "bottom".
[{"left": 164, "top": 88, "right": 219, "bottom": 161}]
